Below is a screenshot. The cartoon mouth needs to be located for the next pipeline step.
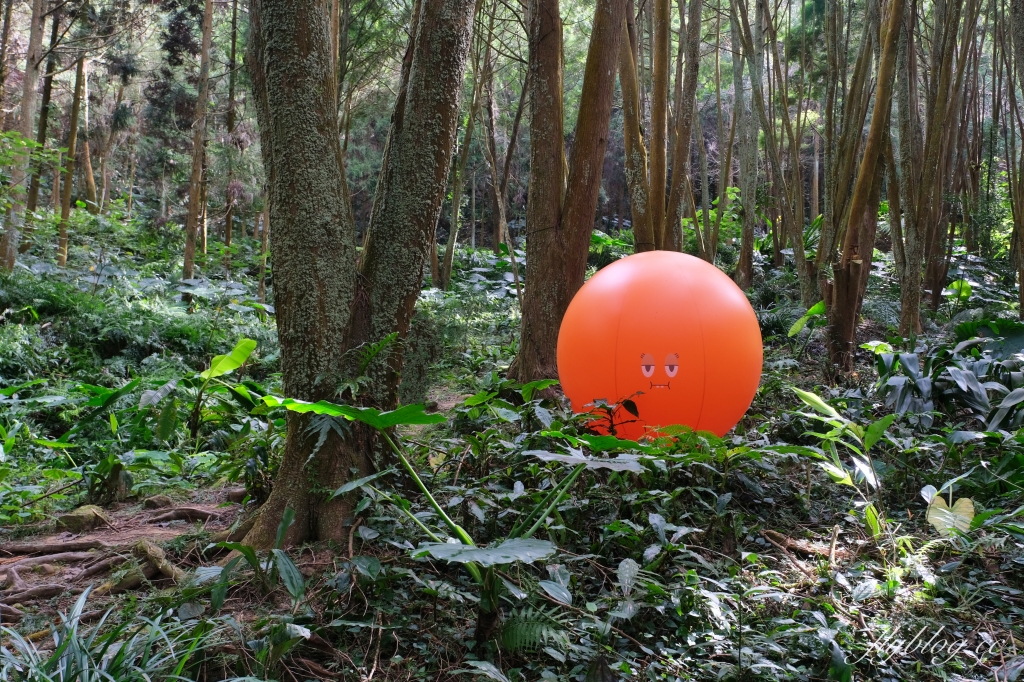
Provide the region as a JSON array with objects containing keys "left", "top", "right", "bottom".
[{"left": 650, "top": 382, "right": 671, "bottom": 389}]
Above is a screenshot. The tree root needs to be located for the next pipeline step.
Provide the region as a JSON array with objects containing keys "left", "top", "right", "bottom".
[
  {"left": 92, "top": 540, "right": 183, "bottom": 595},
  {"left": 0, "top": 604, "right": 23, "bottom": 622},
  {"left": 5, "top": 567, "right": 27, "bottom": 591},
  {"left": 210, "top": 514, "right": 257, "bottom": 544},
  {"left": 0, "top": 584, "right": 79, "bottom": 604},
  {"left": 147, "top": 507, "right": 221, "bottom": 523},
  {"left": 1, "top": 540, "right": 111, "bottom": 556},
  {"left": 76, "top": 555, "right": 128, "bottom": 582},
  {"left": 94, "top": 564, "right": 159, "bottom": 596}
]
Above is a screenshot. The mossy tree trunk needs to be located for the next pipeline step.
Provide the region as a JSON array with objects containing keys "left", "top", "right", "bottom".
[
  {"left": 244, "top": 0, "right": 474, "bottom": 548},
  {"left": 512, "top": 0, "right": 625, "bottom": 382}
]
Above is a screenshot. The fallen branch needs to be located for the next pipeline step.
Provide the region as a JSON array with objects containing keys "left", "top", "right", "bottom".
[
  {"left": 147, "top": 507, "right": 221, "bottom": 523},
  {"left": 760, "top": 530, "right": 817, "bottom": 579},
  {"left": 0, "top": 584, "right": 80, "bottom": 604},
  {"left": 1, "top": 540, "right": 112, "bottom": 556}
]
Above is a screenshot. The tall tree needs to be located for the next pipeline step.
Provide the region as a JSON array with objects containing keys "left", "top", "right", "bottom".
[
  {"left": 0, "top": 0, "right": 45, "bottom": 271},
  {"left": 182, "top": 0, "right": 215, "bottom": 282},
  {"left": 243, "top": 0, "right": 475, "bottom": 547},
  {"left": 511, "top": 0, "right": 626, "bottom": 381}
]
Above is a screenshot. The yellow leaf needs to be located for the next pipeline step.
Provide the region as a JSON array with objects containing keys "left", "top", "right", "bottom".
[{"left": 926, "top": 497, "right": 975, "bottom": 536}]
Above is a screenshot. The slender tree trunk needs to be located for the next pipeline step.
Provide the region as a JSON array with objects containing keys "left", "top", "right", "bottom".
[
  {"left": 182, "top": 0, "right": 214, "bottom": 282},
  {"left": 650, "top": 0, "right": 670, "bottom": 239},
  {"left": 0, "top": 0, "right": 45, "bottom": 271},
  {"left": 0, "top": 0, "right": 14, "bottom": 101},
  {"left": 620, "top": 13, "right": 655, "bottom": 251},
  {"left": 664, "top": 0, "right": 702, "bottom": 251},
  {"left": 245, "top": 0, "right": 475, "bottom": 548},
  {"left": 224, "top": 0, "right": 238, "bottom": 246},
  {"left": 731, "top": 1, "right": 757, "bottom": 289},
  {"left": 512, "top": 0, "right": 625, "bottom": 381},
  {"left": 827, "top": 0, "right": 904, "bottom": 369},
  {"left": 57, "top": 58, "right": 84, "bottom": 268},
  {"left": 98, "top": 83, "right": 125, "bottom": 214},
  {"left": 441, "top": 17, "right": 488, "bottom": 290},
  {"left": 25, "top": 10, "right": 60, "bottom": 221},
  {"left": 81, "top": 63, "right": 99, "bottom": 214}
]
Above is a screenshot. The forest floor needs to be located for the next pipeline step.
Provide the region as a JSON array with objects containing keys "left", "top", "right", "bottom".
[{"left": 0, "top": 218, "right": 1022, "bottom": 681}]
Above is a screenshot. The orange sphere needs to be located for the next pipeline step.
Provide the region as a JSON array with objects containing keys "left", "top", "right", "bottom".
[{"left": 556, "top": 251, "right": 763, "bottom": 439}]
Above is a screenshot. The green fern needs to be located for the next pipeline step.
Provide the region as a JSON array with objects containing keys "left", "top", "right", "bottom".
[{"left": 499, "top": 605, "right": 570, "bottom": 653}]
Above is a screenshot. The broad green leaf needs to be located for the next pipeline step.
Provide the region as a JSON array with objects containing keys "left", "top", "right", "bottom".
[
  {"left": 139, "top": 379, "right": 179, "bottom": 408},
  {"left": 863, "top": 414, "right": 896, "bottom": 452},
  {"left": 793, "top": 388, "right": 841, "bottom": 419},
  {"left": 463, "top": 391, "right": 497, "bottom": 407},
  {"left": 788, "top": 300, "right": 826, "bottom": 337},
  {"left": 864, "top": 503, "right": 882, "bottom": 538},
  {"left": 523, "top": 450, "right": 644, "bottom": 472},
  {"left": 817, "top": 461, "right": 853, "bottom": 486},
  {"left": 520, "top": 379, "right": 558, "bottom": 402},
  {"left": 271, "top": 549, "right": 306, "bottom": 602},
  {"left": 201, "top": 339, "right": 257, "bottom": 380},
  {"left": 538, "top": 579, "right": 572, "bottom": 604},
  {"left": 943, "top": 279, "right": 972, "bottom": 301},
  {"left": 155, "top": 399, "right": 178, "bottom": 441},
  {"left": 0, "top": 379, "right": 45, "bottom": 397},
  {"left": 262, "top": 395, "right": 445, "bottom": 429},
  {"left": 331, "top": 469, "right": 394, "bottom": 499},
  {"left": 413, "top": 538, "right": 555, "bottom": 567}
]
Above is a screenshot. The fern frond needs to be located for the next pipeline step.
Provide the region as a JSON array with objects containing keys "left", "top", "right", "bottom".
[{"left": 500, "top": 605, "right": 570, "bottom": 653}]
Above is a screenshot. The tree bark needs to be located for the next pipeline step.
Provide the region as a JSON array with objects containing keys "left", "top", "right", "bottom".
[
  {"left": 245, "top": 0, "right": 475, "bottom": 548},
  {"left": 619, "top": 14, "right": 655, "bottom": 251},
  {"left": 664, "top": 0, "right": 702, "bottom": 251},
  {"left": 225, "top": 0, "right": 239, "bottom": 246},
  {"left": 826, "top": 0, "right": 904, "bottom": 369},
  {"left": 81, "top": 63, "right": 99, "bottom": 214},
  {"left": 0, "top": 0, "right": 44, "bottom": 271},
  {"left": 25, "top": 10, "right": 61, "bottom": 221},
  {"left": 57, "top": 58, "right": 84, "bottom": 268},
  {"left": 512, "top": 0, "right": 625, "bottom": 382},
  {"left": 182, "top": 0, "right": 214, "bottom": 282},
  {"left": 650, "top": 0, "right": 670, "bottom": 240},
  {"left": 731, "top": 1, "right": 757, "bottom": 289}
]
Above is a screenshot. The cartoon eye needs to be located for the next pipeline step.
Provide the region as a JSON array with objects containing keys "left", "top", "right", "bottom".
[
  {"left": 641, "top": 353, "right": 655, "bottom": 378},
  {"left": 664, "top": 354, "right": 679, "bottom": 378}
]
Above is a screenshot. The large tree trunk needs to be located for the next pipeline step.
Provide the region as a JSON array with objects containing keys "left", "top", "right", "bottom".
[
  {"left": 57, "top": 58, "right": 84, "bottom": 268},
  {"left": 182, "top": 0, "right": 214, "bottom": 282},
  {"left": 512, "top": 0, "right": 625, "bottom": 382},
  {"left": 0, "top": 0, "right": 44, "bottom": 271},
  {"left": 244, "top": 0, "right": 475, "bottom": 548}
]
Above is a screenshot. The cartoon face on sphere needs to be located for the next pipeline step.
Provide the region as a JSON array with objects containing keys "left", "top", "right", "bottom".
[{"left": 557, "top": 252, "right": 763, "bottom": 440}]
